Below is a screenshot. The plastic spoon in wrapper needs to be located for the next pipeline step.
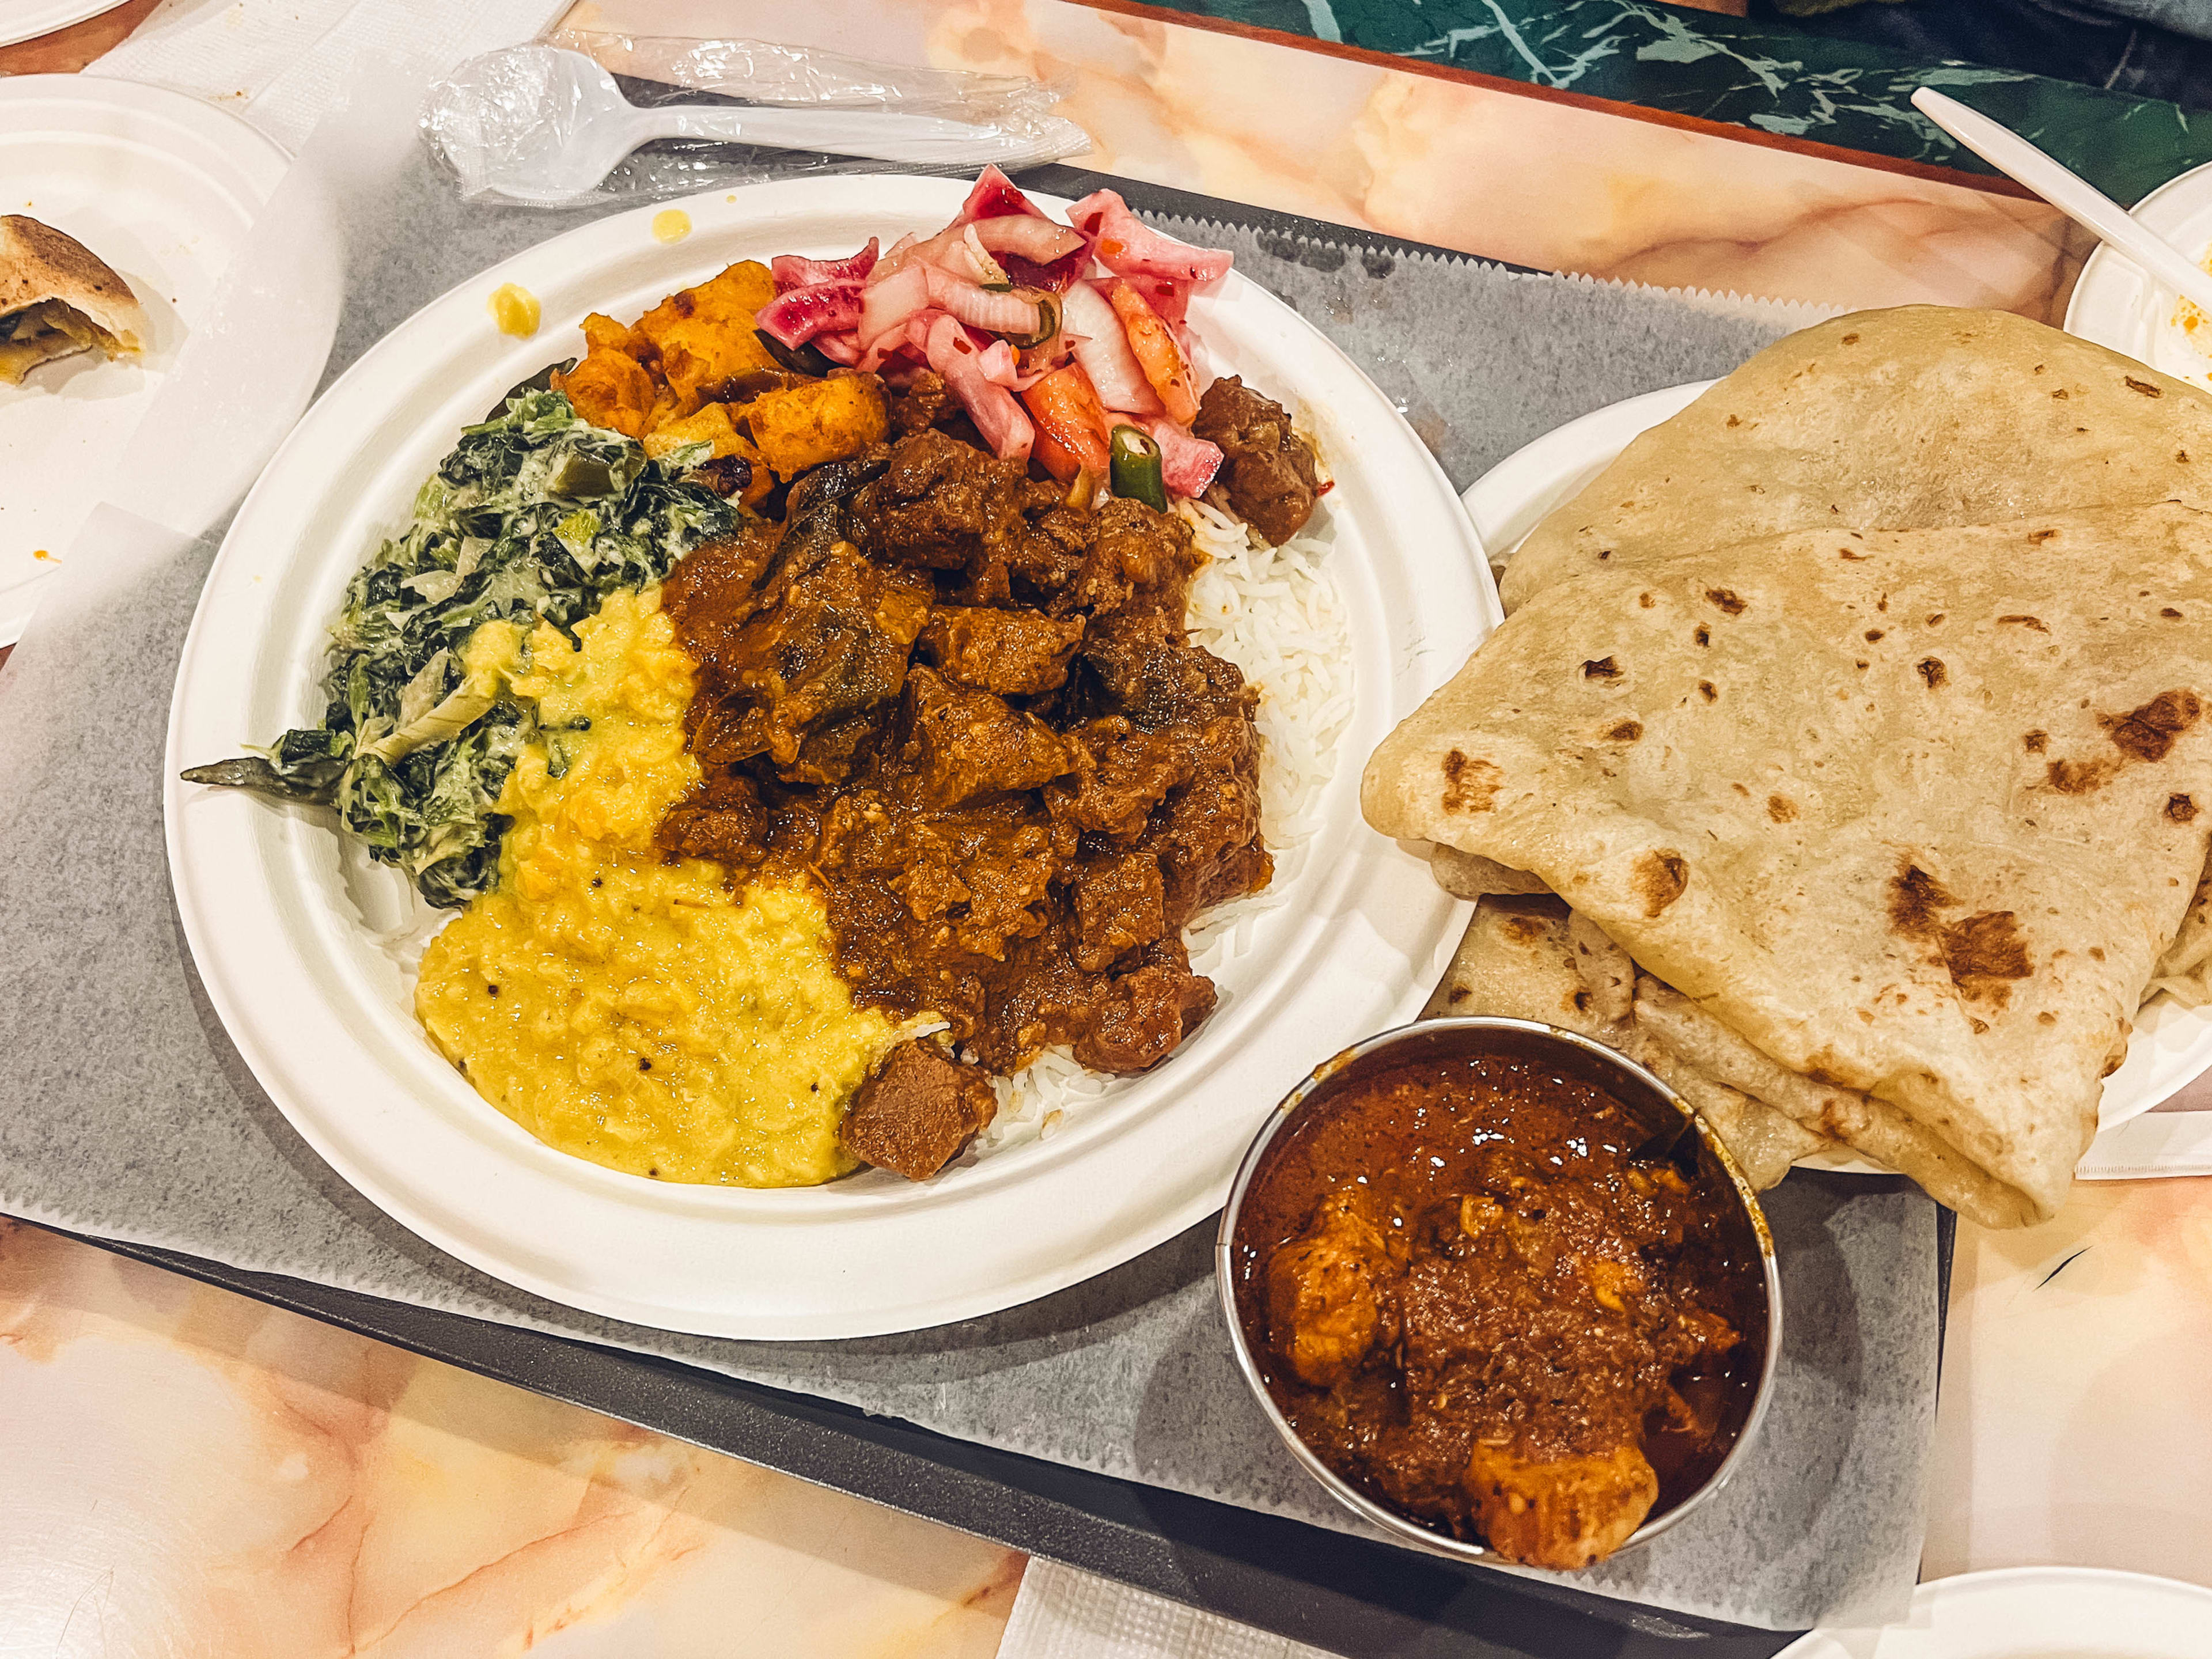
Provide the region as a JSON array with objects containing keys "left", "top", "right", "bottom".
[
  {"left": 1911, "top": 86, "right": 2212, "bottom": 318},
  {"left": 428, "top": 47, "right": 1053, "bottom": 207}
]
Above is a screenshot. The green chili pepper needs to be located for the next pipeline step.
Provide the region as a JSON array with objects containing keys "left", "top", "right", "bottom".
[
  {"left": 1005, "top": 291, "right": 1060, "bottom": 352},
  {"left": 1109, "top": 424, "right": 1168, "bottom": 512}
]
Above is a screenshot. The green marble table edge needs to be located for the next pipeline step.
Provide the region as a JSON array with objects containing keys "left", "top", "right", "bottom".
[{"left": 1117, "top": 0, "right": 2212, "bottom": 206}]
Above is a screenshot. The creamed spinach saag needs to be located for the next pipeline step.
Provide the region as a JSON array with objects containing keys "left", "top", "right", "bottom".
[{"left": 185, "top": 389, "right": 733, "bottom": 907}]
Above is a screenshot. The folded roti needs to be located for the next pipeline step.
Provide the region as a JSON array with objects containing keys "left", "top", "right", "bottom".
[
  {"left": 1501, "top": 306, "right": 2212, "bottom": 615},
  {"left": 1369, "top": 306, "right": 2212, "bottom": 1225},
  {"left": 0, "top": 215, "right": 147, "bottom": 386}
]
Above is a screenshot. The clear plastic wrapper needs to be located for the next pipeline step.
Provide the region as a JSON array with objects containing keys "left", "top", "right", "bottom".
[{"left": 424, "top": 32, "right": 1092, "bottom": 207}]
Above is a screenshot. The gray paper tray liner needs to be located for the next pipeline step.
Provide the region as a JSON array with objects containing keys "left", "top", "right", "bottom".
[{"left": 0, "top": 156, "right": 1932, "bottom": 1631}]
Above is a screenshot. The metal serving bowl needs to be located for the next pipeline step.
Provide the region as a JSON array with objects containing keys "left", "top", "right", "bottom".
[{"left": 1215, "top": 1016, "right": 1782, "bottom": 1567}]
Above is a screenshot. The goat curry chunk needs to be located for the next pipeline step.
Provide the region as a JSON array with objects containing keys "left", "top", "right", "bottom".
[
  {"left": 656, "top": 426, "right": 1272, "bottom": 1176},
  {"left": 1232, "top": 1053, "right": 1767, "bottom": 1570}
]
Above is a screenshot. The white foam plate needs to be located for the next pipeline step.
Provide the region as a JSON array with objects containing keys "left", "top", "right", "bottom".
[
  {"left": 1461, "top": 381, "right": 2212, "bottom": 1153},
  {"left": 0, "top": 75, "right": 289, "bottom": 645},
  {"left": 1779, "top": 1567, "right": 2212, "bottom": 1658},
  {"left": 0, "top": 0, "right": 128, "bottom": 49},
  {"left": 165, "top": 176, "right": 1490, "bottom": 1339},
  {"left": 2065, "top": 157, "right": 2212, "bottom": 391}
]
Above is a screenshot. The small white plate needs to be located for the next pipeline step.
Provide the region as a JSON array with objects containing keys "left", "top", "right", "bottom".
[
  {"left": 1461, "top": 382, "right": 2212, "bottom": 1150},
  {"left": 2065, "top": 157, "right": 2212, "bottom": 389},
  {"left": 0, "top": 0, "right": 128, "bottom": 49},
  {"left": 0, "top": 75, "right": 289, "bottom": 645},
  {"left": 166, "top": 175, "right": 1489, "bottom": 1339},
  {"left": 1779, "top": 1566, "right": 2212, "bottom": 1657}
]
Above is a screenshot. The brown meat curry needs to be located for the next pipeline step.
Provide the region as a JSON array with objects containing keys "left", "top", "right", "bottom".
[
  {"left": 656, "top": 392, "right": 1290, "bottom": 1177},
  {"left": 1231, "top": 1052, "right": 1768, "bottom": 1570}
]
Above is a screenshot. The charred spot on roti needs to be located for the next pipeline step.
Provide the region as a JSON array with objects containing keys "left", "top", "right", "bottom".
[
  {"left": 1699, "top": 681, "right": 1717, "bottom": 702},
  {"left": 2169, "top": 794, "right": 2200, "bottom": 823},
  {"left": 1705, "top": 588, "right": 1747, "bottom": 616},
  {"left": 2028, "top": 529, "right": 2058, "bottom": 544},
  {"left": 1970, "top": 1017, "right": 1989, "bottom": 1035},
  {"left": 1571, "top": 989, "right": 1593, "bottom": 1013},
  {"left": 1606, "top": 720, "right": 1643, "bottom": 743},
  {"left": 1448, "top": 985, "right": 1469, "bottom": 1005},
  {"left": 1940, "top": 912, "right": 2032, "bottom": 1006},
  {"left": 2091, "top": 946, "right": 2106, "bottom": 961},
  {"left": 1840, "top": 333, "right": 1859, "bottom": 345},
  {"left": 2037, "top": 1012, "right": 2056, "bottom": 1026},
  {"left": 1766, "top": 794, "right": 1798, "bottom": 823},
  {"left": 1839, "top": 548, "right": 1868, "bottom": 560},
  {"left": 1633, "top": 850, "right": 1689, "bottom": 917},
  {"left": 1997, "top": 615, "right": 2049, "bottom": 632},
  {"left": 1726, "top": 414, "right": 1741, "bottom": 427},
  {"left": 2046, "top": 756, "right": 2114, "bottom": 794},
  {"left": 2125, "top": 376, "right": 2163, "bottom": 398},
  {"left": 1917, "top": 658, "right": 1948, "bottom": 688},
  {"left": 1694, "top": 627, "right": 1710, "bottom": 647},
  {"left": 1441, "top": 749, "right": 1503, "bottom": 814},
  {"left": 1865, "top": 630, "right": 1885, "bottom": 642},
  {"left": 1638, "top": 592, "right": 1654, "bottom": 609},
  {"left": 2164, "top": 608, "right": 2185, "bottom": 620},
  {"left": 2100, "top": 691, "right": 2201, "bottom": 762},
  {"left": 2023, "top": 730, "right": 2049, "bottom": 753},
  {"left": 2051, "top": 388, "right": 2069, "bottom": 400},
  {"left": 1927, "top": 614, "right": 1946, "bottom": 627},
  {"left": 1582, "top": 657, "right": 1622, "bottom": 680},
  {"left": 1889, "top": 862, "right": 1957, "bottom": 935},
  {"left": 1502, "top": 916, "right": 1547, "bottom": 945}
]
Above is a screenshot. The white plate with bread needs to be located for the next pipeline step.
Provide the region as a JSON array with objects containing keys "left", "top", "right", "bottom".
[{"left": 0, "top": 75, "right": 288, "bottom": 644}]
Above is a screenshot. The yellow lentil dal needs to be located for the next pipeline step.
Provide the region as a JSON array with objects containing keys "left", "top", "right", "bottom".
[{"left": 415, "top": 586, "right": 910, "bottom": 1187}]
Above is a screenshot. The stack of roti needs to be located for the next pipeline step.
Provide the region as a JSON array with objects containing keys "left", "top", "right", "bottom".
[{"left": 1366, "top": 306, "right": 2212, "bottom": 1226}]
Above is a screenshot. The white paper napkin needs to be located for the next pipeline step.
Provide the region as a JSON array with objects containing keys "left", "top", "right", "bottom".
[
  {"left": 998, "top": 1559, "right": 1345, "bottom": 1659},
  {"left": 85, "top": 0, "right": 569, "bottom": 152}
]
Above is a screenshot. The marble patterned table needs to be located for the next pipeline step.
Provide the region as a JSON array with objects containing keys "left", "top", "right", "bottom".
[{"left": 6, "top": 1, "right": 2212, "bottom": 1652}]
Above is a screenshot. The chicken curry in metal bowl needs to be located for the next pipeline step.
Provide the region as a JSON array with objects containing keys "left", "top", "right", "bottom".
[{"left": 1218, "top": 1018, "right": 1780, "bottom": 1571}]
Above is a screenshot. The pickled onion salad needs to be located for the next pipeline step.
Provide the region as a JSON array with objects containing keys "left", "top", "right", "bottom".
[{"left": 752, "top": 168, "right": 1237, "bottom": 500}]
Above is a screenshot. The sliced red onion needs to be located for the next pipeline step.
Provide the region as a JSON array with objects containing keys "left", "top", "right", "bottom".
[
  {"left": 858, "top": 260, "right": 932, "bottom": 347},
  {"left": 1116, "top": 271, "right": 1189, "bottom": 327},
  {"left": 922, "top": 264, "right": 1045, "bottom": 339},
  {"left": 771, "top": 237, "right": 879, "bottom": 293},
  {"left": 926, "top": 313, "right": 1034, "bottom": 463},
  {"left": 1059, "top": 280, "right": 1160, "bottom": 416},
  {"left": 1143, "top": 418, "right": 1224, "bottom": 498},
  {"left": 960, "top": 165, "right": 1045, "bottom": 222},
  {"left": 756, "top": 281, "right": 865, "bottom": 349},
  {"left": 974, "top": 337, "right": 1043, "bottom": 392},
  {"left": 868, "top": 233, "right": 921, "bottom": 285},
  {"left": 998, "top": 247, "right": 1089, "bottom": 294},
  {"left": 813, "top": 332, "right": 862, "bottom": 367},
  {"left": 972, "top": 215, "right": 1086, "bottom": 265},
  {"left": 1066, "top": 190, "right": 1233, "bottom": 286}
]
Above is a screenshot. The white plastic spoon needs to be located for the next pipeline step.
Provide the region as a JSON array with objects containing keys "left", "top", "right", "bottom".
[
  {"left": 426, "top": 46, "right": 1062, "bottom": 207},
  {"left": 1911, "top": 86, "right": 2212, "bottom": 317}
]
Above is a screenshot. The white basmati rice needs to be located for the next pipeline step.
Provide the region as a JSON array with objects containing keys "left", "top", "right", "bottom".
[{"left": 972, "top": 497, "right": 1353, "bottom": 1157}]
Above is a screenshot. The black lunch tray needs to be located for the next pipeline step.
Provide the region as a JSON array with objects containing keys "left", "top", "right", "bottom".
[{"left": 56, "top": 164, "right": 1954, "bottom": 1659}]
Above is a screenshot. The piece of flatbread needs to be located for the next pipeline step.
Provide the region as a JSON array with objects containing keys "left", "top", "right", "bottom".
[
  {"left": 1499, "top": 305, "right": 2212, "bottom": 615},
  {"left": 1425, "top": 843, "right": 1552, "bottom": 899},
  {"left": 1372, "top": 487, "right": 2212, "bottom": 1226},
  {"left": 0, "top": 215, "right": 148, "bottom": 386}
]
